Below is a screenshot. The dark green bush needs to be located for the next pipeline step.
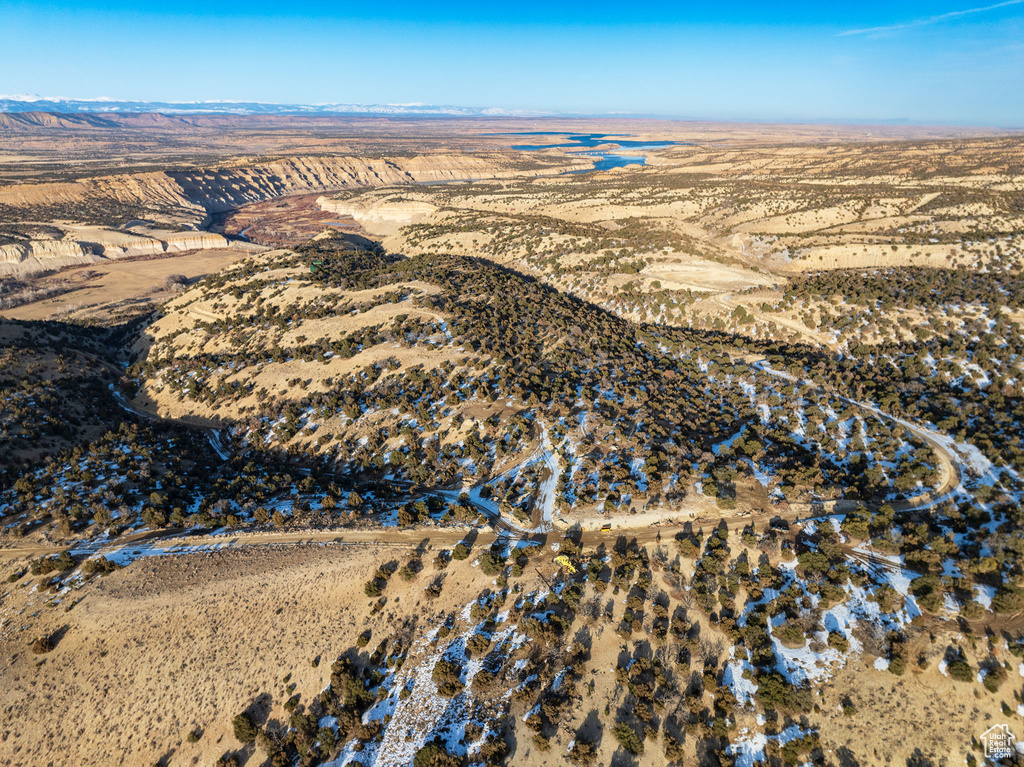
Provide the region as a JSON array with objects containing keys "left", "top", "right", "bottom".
[
  {"left": 232, "top": 712, "right": 259, "bottom": 743},
  {"left": 613, "top": 722, "right": 644, "bottom": 755}
]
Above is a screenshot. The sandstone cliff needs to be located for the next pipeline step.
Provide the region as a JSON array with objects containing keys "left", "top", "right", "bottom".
[
  {"left": 0, "top": 231, "right": 248, "bottom": 277},
  {"left": 317, "top": 196, "right": 437, "bottom": 235},
  {"left": 0, "top": 152, "right": 560, "bottom": 277},
  {"left": 0, "top": 153, "right": 538, "bottom": 221},
  {"left": 0, "top": 239, "right": 103, "bottom": 276}
]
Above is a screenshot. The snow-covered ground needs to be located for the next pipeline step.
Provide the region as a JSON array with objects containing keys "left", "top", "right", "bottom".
[
  {"left": 728, "top": 724, "right": 811, "bottom": 767},
  {"left": 328, "top": 595, "right": 531, "bottom": 767},
  {"left": 535, "top": 429, "right": 561, "bottom": 531}
]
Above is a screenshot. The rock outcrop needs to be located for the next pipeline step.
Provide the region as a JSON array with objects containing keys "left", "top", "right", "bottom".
[
  {"left": 0, "top": 239, "right": 103, "bottom": 276},
  {"left": 0, "top": 154, "right": 541, "bottom": 221},
  {"left": 0, "top": 152, "right": 562, "bottom": 277},
  {"left": 0, "top": 231, "right": 247, "bottom": 277},
  {"left": 318, "top": 196, "right": 437, "bottom": 235}
]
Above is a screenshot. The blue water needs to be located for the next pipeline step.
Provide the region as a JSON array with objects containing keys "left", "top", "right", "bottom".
[
  {"left": 491, "top": 131, "right": 690, "bottom": 172},
  {"left": 564, "top": 152, "right": 650, "bottom": 172},
  {"left": 508, "top": 134, "right": 680, "bottom": 151}
]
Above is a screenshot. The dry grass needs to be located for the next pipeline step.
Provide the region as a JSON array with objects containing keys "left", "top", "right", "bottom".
[
  {"left": 0, "top": 542, "right": 503, "bottom": 767},
  {"left": 1, "top": 528, "right": 1015, "bottom": 767},
  {"left": 0, "top": 249, "right": 248, "bottom": 323}
]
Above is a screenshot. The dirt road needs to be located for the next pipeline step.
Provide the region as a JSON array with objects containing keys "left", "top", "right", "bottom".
[
  {"left": 0, "top": 520, "right": 686, "bottom": 566},
  {"left": 752, "top": 360, "right": 964, "bottom": 513},
  {"left": 29, "top": 351, "right": 963, "bottom": 571}
]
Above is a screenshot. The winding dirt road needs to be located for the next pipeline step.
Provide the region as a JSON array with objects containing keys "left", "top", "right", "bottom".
[
  {"left": 751, "top": 360, "right": 965, "bottom": 515},
  {"left": 5, "top": 351, "right": 966, "bottom": 568}
]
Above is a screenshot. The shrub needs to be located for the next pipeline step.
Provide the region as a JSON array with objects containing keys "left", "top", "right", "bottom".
[
  {"left": 413, "top": 740, "right": 461, "bottom": 767},
  {"left": 872, "top": 584, "right": 903, "bottom": 613},
  {"left": 960, "top": 600, "right": 984, "bottom": 620},
  {"left": 663, "top": 733, "right": 684, "bottom": 761},
  {"left": 983, "top": 670, "right": 1003, "bottom": 693},
  {"left": 947, "top": 658, "right": 974, "bottom": 683},
  {"left": 992, "top": 587, "right": 1024, "bottom": 614},
  {"left": 612, "top": 722, "right": 644, "bottom": 756},
  {"left": 311, "top": 725, "right": 335, "bottom": 755},
  {"left": 780, "top": 733, "right": 819, "bottom": 766},
  {"left": 676, "top": 537, "right": 699, "bottom": 558},
  {"left": 81, "top": 557, "right": 120, "bottom": 577},
  {"left": 432, "top": 659, "right": 463, "bottom": 697},
  {"left": 164, "top": 274, "right": 189, "bottom": 291},
  {"left": 910, "top": 575, "right": 944, "bottom": 613},
  {"left": 776, "top": 621, "right": 805, "bottom": 647},
  {"left": 568, "top": 737, "right": 598, "bottom": 764},
  {"left": 479, "top": 551, "right": 504, "bottom": 576},
  {"left": 465, "top": 632, "right": 491, "bottom": 657},
  {"left": 827, "top": 631, "right": 850, "bottom": 653},
  {"left": 478, "top": 735, "right": 509, "bottom": 764},
  {"left": 399, "top": 563, "right": 418, "bottom": 581},
  {"left": 30, "top": 552, "right": 76, "bottom": 575},
  {"left": 888, "top": 656, "right": 906, "bottom": 675},
  {"left": 757, "top": 671, "right": 812, "bottom": 712},
  {"left": 232, "top": 712, "right": 259, "bottom": 743},
  {"left": 31, "top": 635, "right": 54, "bottom": 654}
]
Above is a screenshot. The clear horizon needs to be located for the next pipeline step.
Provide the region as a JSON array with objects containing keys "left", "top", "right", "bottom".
[{"left": 2, "top": 0, "right": 1023, "bottom": 126}]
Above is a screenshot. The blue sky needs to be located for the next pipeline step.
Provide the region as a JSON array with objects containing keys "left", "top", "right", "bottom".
[{"left": 2, "top": 1, "right": 1022, "bottom": 125}]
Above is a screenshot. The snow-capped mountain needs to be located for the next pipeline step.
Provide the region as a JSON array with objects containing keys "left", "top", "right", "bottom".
[{"left": 0, "top": 96, "right": 542, "bottom": 116}]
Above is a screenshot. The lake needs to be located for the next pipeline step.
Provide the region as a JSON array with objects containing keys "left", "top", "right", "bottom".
[{"left": 489, "top": 132, "right": 691, "bottom": 172}]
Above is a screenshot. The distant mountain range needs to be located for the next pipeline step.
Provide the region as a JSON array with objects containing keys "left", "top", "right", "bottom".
[
  {"left": 0, "top": 95, "right": 542, "bottom": 117},
  {"left": 1, "top": 95, "right": 1013, "bottom": 129}
]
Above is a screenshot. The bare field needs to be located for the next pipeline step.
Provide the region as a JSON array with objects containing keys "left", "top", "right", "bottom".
[
  {"left": 0, "top": 543, "right": 455, "bottom": 767},
  {"left": 0, "top": 248, "right": 248, "bottom": 323},
  {"left": 0, "top": 542, "right": 539, "bottom": 766}
]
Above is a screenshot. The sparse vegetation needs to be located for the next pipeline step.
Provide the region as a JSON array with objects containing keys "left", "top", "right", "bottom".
[{"left": 1, "top": 122, "right": 1022, "bottom": 767}]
